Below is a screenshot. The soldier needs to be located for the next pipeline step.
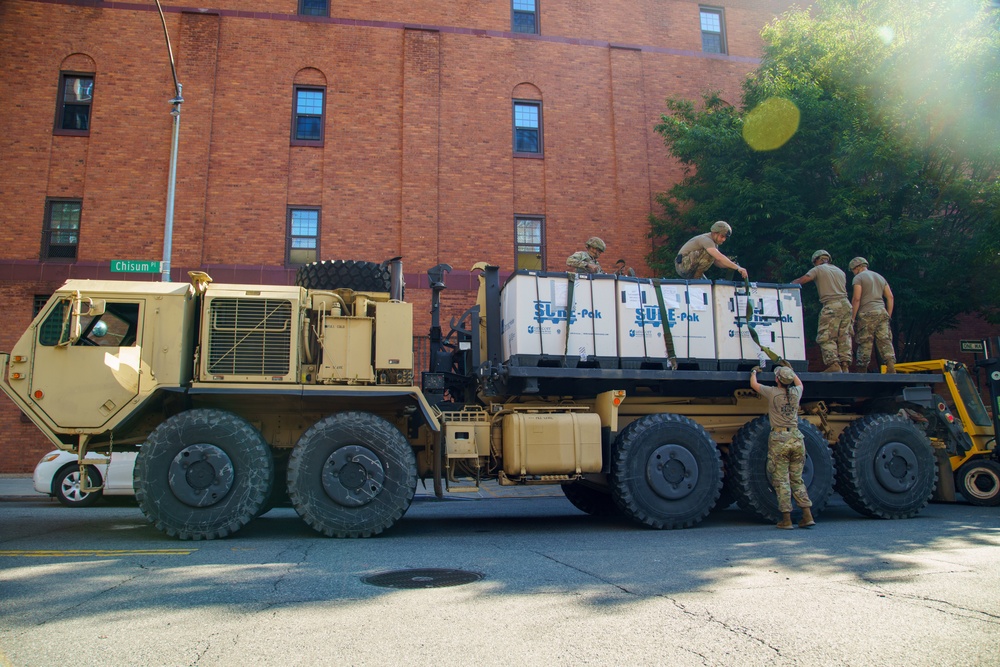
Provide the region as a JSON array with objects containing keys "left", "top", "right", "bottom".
[
  {"left": 675, "top": 221, "right": 748, "bottom": 280},
  {"left": 566, "top": 237, "right": 606, "bottom": 274},
  {"left": 792, "top": 250, "right": 852, "bottom": 373},
  {"left": 849, "top": 257, "right": 896, "bottom": 374},
  {"left": 750, "top": 365, "right": 815, "bottom": 529}
]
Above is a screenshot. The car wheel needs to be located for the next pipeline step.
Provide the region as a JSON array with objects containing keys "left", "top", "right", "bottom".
[{"left": 53, "top": 465, "right": 103, "bottom": 507}]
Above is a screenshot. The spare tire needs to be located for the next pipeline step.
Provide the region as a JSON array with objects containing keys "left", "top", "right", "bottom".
[{"left": 295, "top": 260, "right": 391, "bottom": 292}]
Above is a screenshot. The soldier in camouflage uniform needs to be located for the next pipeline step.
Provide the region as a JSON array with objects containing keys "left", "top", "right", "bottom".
[
  {"left": 792, "top": 250, "right": 852, "bottom": 372},
  {"left": 750, "top": 365, "right": 815, "bottom": 529},
  {"left": 566, "top": 237, "right": 606, "bottom": 274},
  {"left": 849, "top": 257, "right": 896, "bottom": 373},
  {"left": 674, "top": 221, "right": 748, "bottom": 280}
]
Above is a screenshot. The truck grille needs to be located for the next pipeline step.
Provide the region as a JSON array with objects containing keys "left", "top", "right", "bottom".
[{"left": 207, "top": 298, "right": 292, "bottom": 376}]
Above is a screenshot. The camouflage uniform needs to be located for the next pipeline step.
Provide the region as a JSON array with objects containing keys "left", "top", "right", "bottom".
[
  {"left": 756, "top": 381, "right": 812, "bottom": 513},
  {"left": 816, "top": 299, "right": 852, "bottom": 367},
  {"left": 674, "top": 233, "right": 717, "bottom": 279},
  {"left": 854, "top": 310, "right": 894, "bottom": 369},
  {"left": 766, "top": 430, "right": 812, "bottom": 513},
  {"left": 566, "top": 250, "right": 602, "bottom": 274}
]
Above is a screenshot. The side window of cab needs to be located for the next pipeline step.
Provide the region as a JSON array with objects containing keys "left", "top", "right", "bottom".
[{"left": 38, "top": 301, "right": 140, "bottom": 347}]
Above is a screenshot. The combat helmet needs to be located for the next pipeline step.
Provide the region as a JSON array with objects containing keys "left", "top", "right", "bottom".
[
  {"left": 811, "top": 249, "right": 831, "bottom": 263},
  {"left": 586, "top": 237, "right": 606, "bottom": 252},
  {"left": 775, "top": 366, "right": 797, "bottom": 386},
  {"left": 848, "top": 257, "right": 868, "bottom": 271},
  {"left": 710, "top": 221, "right": 732, "bottom": 237}
]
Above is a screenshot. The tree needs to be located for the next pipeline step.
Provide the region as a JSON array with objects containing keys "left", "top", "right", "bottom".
[{"left": 649, "top": 0, "right": 1000, "bottom": 360}]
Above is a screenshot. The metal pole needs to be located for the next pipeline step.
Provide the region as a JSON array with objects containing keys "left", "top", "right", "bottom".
[
  {"left": 154, "top": 0, "right": 182, "bottom": 282},
  {"left": 162, "top": 86, "right": 182, "bottom": 282}
]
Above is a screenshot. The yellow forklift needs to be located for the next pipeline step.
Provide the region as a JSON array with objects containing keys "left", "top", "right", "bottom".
[{"left": 895, "top": 338, "right": 1000, "bottom": 506}]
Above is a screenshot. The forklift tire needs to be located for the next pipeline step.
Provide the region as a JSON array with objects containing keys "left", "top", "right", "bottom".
[
  {"left": 955, "top": 459, "right": 1000, "bottom": 507},
  {"left": 288, "top": 411, "right": 417, "bottom": 538},
  {"left": 835, "top": 414, "right": 937, "bottom": 519},
  {"left": 295, "top": 260, "right": 391, "bottom": 293},
  {"left": 561, "top": 482, "right": 618, "bottom": 516},
  {"left": 728, "top": 416, "right": 834, "bottom": 523},
  {"left": 135, "top": 409, "right": 274, "bottom": 540},
  {"left": 610, "top": 413, "right": 721, "bottom": 530}
]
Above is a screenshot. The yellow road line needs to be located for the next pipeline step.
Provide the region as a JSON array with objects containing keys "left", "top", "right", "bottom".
[{"left": 0, "top": 549, "right": 195, "bottom": 557}]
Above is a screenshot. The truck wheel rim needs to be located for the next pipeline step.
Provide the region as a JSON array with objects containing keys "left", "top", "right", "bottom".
[
  {"left": 322, "top": 445, "right": 385, "bottom": 507},
  {"left": 646, "top": 444, "right": 699, "bottom": 500},
  {"left": 168, "top": 444, "right": 236, "bottom": 507},
  {"left": 966, "top": 467, "right": 999, "bottom": 500},
  {"left": 873, "top": 442, "right": 918, "bottom": 493}
]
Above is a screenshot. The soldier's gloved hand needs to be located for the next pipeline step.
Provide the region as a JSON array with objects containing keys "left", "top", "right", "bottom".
[{"left": 750, "top": 366, "right": 763, "bottom": 374}]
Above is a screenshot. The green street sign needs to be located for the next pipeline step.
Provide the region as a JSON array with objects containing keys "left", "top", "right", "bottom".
[
  {"left": 110, "top": 260, "right": 162, "bottom": 274},
  {"left": 960, "top": 340, "right": 985, "bottom": 353}
]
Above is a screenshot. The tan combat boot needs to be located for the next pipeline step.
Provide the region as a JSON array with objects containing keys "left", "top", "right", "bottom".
[
  {"left": 823, "top": 362, "right": 842, "bottom": 373},
  {"left": 799, "top": 507, "right": 816, "bottom": 528},
  {"left": 885, "top": 360, "right": 896, "bottom": 374},
  {"left": 777, "top": 512, "right": 794, "bottom": 530},
  {"left": 841, "top": 362, "right": 851, "bottom": 373}
]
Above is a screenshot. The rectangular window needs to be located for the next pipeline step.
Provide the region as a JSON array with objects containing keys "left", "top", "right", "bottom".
[
  {"left": 512, "top": 0, "right": 538, "bottom": 34},
  {"left": 515, "top": 217, "right": 545, "bottom": 270},
  {"left": 292, "top": 87, "right": 325, "bottom": 145},
  {"left": 43, "top": 199, "right": 81, "bottom": 260},
  {"left": 287, "top": 208, "right": 320, "bottom": 266},
  {"left": 700, "top": 7, "right": 727, "bottom": 54},
  {"left": 55, "top": 73, "right": 94, "bottom": 135},
  {"left": 299, "top": 0, "right": 328, "bottom": 16},
  {"left": 513, "top": 101, "right": 542, "bottom": 155}
]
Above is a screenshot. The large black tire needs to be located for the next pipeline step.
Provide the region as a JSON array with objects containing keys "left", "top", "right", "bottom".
[
  {"left": 561, "top": 481, "right": 618, "bottom": 516},
  {"left": 134, "top": 409, "right": 274, "bottom": 540},
  {"left": 955, "top": 458, "right": 1000, "bottom": 507},
  {"left": 610, "top": 413, "right": 721, "bottom": 529},
  {"left": 54, "top": 465, "right": 103, "bottom": 507},
  {"left": 728, "top": 416, "right": 834, "bottom": 523},
  {"left": 835, "top": 414, "right": 937, "bottom": 519},
  {"left": 295, "top": 260, "right": 391, "bottom": 292},
  {"left": 287, "top": 411, "right": 417, "bottom": 538}
]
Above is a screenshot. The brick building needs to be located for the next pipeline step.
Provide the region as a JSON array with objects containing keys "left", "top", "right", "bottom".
[{"left": 1, "top": 0, "right": 995, "bottom": 472}]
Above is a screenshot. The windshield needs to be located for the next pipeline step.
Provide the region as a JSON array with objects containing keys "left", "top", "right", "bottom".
[{"left": 952, "top": 366, "right": 992, "bottom": 427}]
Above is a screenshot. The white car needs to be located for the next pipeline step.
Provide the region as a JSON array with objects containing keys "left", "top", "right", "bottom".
[{"left": 33, "top": 450, "right": 138, "bottom": 507}]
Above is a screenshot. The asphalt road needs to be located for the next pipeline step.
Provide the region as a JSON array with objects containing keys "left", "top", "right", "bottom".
[{"left": 1, "top": 490, "right": 999, "bottom": 667}]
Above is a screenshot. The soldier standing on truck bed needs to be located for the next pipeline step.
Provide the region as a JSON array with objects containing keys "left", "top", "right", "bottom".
[
  {"left": 849, "top": 257, "right": 896, "bottom": 374},
  {"left": 566, "top": 237, "right": 606, "bottom": 274},
  {"left": 792, "top": 250, "right": 852, "bottom": 373},
  {"left": 675, "top": 221, "right": 748, "bottom": 280},
  {"left": 750, "top": 365, "right": 816, "bottom": 529}
]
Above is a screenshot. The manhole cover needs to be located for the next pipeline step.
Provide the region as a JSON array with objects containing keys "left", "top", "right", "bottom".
[{"left": 361, "top": 568, "right": 484, "bottom": 589}]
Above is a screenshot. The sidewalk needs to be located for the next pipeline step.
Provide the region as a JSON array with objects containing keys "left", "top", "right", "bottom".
[{"left": 0, "top": 475, "right": 39, "bottom": 500}]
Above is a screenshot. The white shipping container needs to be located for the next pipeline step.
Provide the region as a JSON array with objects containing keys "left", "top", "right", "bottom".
[{"left": 683, "top": 279, "right": 717, "bottom": 368}]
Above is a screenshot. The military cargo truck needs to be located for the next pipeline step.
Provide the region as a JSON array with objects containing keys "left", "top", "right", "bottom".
[{"left": 0, "top": 259, "right": 970, "bottom": 540}]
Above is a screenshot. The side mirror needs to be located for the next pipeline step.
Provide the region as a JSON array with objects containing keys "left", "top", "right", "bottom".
[{"left": 56, "top": 294, "right": 106, "bottom": 347}]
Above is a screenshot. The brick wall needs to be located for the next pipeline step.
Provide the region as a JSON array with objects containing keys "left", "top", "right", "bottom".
[{"left": 0, "top": 0, "right": 801, "bottom": 471}]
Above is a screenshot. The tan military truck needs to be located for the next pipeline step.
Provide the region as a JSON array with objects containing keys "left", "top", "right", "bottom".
[{"left": 0, "top": 259, "right": 963, "bottom": 540}]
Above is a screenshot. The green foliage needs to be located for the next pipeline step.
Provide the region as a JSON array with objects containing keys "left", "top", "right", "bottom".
[{"left": 649, "top": 0, "right": 1000, "bottom": 359}]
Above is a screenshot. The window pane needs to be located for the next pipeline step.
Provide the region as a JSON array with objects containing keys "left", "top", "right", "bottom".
[
  {"left": 700, "top": 11, "right": 721, "bottom": 33},
  {"left": 61, "top": 105, "right": 91, "bottom": 131},
  {"left": 296, "top": 117, "right": 322, "bottom": 141},
  {"left": 291, "top": 210, "right": 318, "bottom": 236},
  {"left": 63, "top": 76, "right": 93, "bottom": 103},
  {"left": 50, "top": 202, "right": 82, "bottom": 229},
  {"left": 514, "top": 104, "right": 539, "bottom": 129},
  {"left": 300, "top": 0, "right": 327, "bottom": 15},
  {"left": 513, "top": 0, "right": 535, "bottom": 10},
  {"left": 513, "top": 12, "right": 536, "bottom": 34},
  {"left": 515, "top": 129, "right": 539, "bottom": 153},
  {"left": 296, "top": 90, "right": 324, "bottom": 115},
  {"left": 516, "top": 219, "right": 541, "bottom": 246},
  {"left": 702, "top": 34, "right": 722, "bottom": 53},
  {"left": 289, "top": 247, "right": 318, "bottom": 265}
]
